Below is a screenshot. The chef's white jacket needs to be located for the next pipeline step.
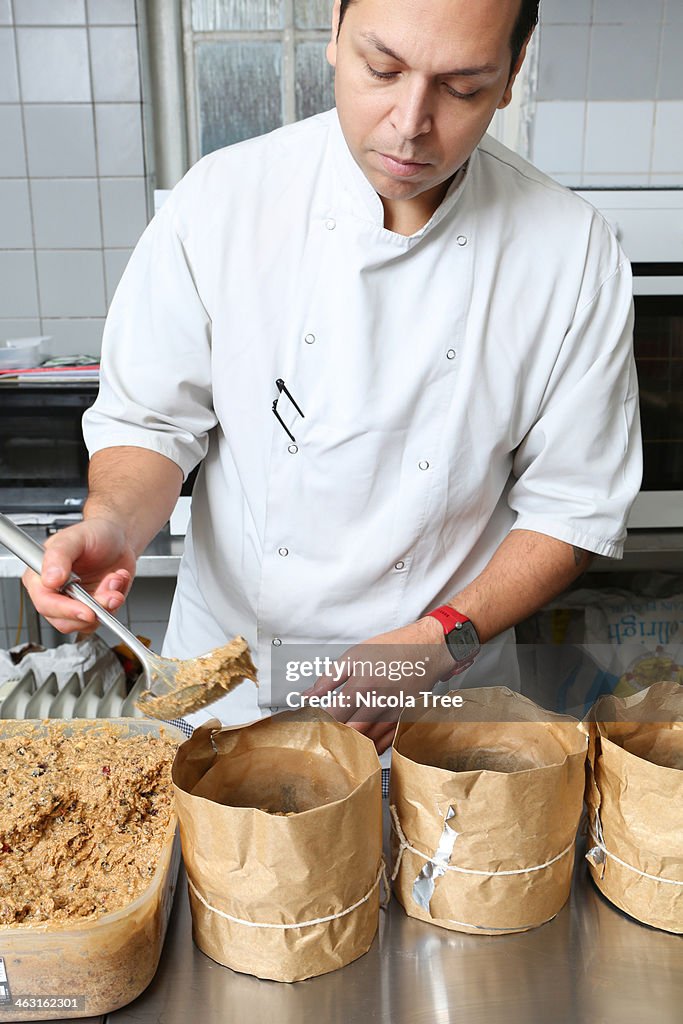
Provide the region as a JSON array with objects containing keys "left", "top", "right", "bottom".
[{"left": 83, "top": 108, "right": 642, "bottom": 728}]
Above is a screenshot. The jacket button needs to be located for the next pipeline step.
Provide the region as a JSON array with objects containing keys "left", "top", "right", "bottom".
[
  {"left": 272, "top": 638, "right": 282, "bottom": 647},
  {"left": 304, "top": 333, "right": 316, "bottom": 345},
  {"left": 288, "top": 444, "right": 298, "bottom": 454},
  {"left": 394, "top": 560, "right": 405, "bottom": 570},
  {"left": 446, "top": 349, "right": 456, "bottom": 360},
  {"left": 325, "top": 218, "right": 336, "bottom": 231},
  {"left": 418, "top": 460, "right": 430, "bottom": 471},
  {"left": 457, "top": 235, "right": 468, "bottom": 246},
  {"left": 278, "top": 547, "right": 289, "bottom": 557}
]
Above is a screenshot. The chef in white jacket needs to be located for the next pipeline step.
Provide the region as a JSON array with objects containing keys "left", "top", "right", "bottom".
[{"left": 25, "top": 0, "right": 641, "bottom": 753}]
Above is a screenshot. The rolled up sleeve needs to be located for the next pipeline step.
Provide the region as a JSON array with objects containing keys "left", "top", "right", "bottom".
[
  {"left": 83, "top": 195, "right": 217, "bottom": 480},
  {"left": 508, "top": 258, "right": 643, "bottom": 558}
]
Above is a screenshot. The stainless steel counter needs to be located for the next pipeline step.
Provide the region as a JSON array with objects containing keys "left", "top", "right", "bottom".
[
  {"left": 0, "top": 527, "right": 184, "bottom": 580},
  {"left": 592, "top": 529, "right": 683, "bottom": 573},
  {"left": 2, "top": 526, "right": 683, "bottom": 580},
  {"left": 0, "top": 527, "right": 183, "bottom": 642},
  {"left": 106, "top": 807, "right": 683, "bottom": 1024}
]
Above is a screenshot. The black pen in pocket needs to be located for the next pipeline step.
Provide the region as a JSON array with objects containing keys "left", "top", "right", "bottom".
[{"left": 272, "top": 377, "right": 305, "bottom": 442}]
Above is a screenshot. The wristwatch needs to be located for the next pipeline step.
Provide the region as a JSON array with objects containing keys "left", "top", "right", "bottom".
[{"left": 426, "top": 605, "right": 481, "bottom": 678}]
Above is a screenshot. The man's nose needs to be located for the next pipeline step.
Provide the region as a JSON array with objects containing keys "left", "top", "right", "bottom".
[{"left": 389, "top": 77, "right": 433, "bottom": 140}]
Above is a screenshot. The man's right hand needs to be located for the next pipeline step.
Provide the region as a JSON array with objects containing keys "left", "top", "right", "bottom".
[{"left": 22, "top": 517, "right": 137, "bottom": 634}]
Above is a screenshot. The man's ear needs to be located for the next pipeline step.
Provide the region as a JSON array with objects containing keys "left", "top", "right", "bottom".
[
  {"left": 326, "top": 0, "right": 341, "bottom": 68},
  {"left": 497, "top": 34, "right": 531, "bottom": 110}
]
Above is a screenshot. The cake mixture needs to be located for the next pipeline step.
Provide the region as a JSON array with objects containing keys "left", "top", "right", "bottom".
[
  {"left": 0, "top": 723, "right": 177, "bottom": 925},
  {"left": 134, "top": 635, "right": 257, "bottom": 719}
]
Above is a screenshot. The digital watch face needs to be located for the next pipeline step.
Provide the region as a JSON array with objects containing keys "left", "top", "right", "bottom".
[{"left": 447, "top": 621, "right": 480, "bottom": 661}]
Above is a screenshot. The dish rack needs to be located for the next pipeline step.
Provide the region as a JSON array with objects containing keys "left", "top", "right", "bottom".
[{"left": 0, "top": 666, "right": 146, "bottom": 720}]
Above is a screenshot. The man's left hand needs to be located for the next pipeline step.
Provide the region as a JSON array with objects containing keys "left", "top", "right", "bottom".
[{"left": 303, "top": 617, "right": 454, "bottom": 754}]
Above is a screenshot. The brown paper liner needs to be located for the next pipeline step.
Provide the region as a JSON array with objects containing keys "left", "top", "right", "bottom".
[
  {"left": 583, "top": 681, "right": 683, "bottom": 933},
  {"left": 172, "top": 709, "right": 383, "bottom": 982},
  {"left": 390, "top": 687, "right": 586, "bottom": 935}
]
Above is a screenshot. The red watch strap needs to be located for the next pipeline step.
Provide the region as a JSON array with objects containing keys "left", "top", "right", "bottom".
[
  {"left": 426, "top": 605, "right": 470, "bottom": 632},
  {"left": 427, "top": 605, "right": 476, "bottom": 680}
]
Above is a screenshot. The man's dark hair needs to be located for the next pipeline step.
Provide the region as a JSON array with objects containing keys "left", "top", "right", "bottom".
[{"left": 337, "top": 0, "right": 540, "bottom": 72}]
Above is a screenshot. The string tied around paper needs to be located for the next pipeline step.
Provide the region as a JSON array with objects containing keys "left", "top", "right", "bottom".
[
  {"left": 586, "top": 809, "right": 683, "bottom": 887},
  {"left": 390, "top": 804, "right": 575, "bottom": 882},
  {"left": 186, "top": 859, "right": 390, "bottom": 931}
]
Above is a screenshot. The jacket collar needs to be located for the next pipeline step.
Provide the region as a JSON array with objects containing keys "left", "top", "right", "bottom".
[{"left": 327, "top": 107, "right": 473, "bottom": 243}]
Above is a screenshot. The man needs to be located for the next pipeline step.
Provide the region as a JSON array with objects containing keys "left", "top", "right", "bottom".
[{"left": 24, "top": 0, "right": 641, "bottom": 754}]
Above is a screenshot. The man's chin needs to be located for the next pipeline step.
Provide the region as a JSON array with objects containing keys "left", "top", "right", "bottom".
[{"left": 368, "top": 173, "right": 433, "bottom": 203}]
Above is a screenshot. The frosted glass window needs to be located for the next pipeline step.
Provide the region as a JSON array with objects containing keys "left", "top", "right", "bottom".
[
  {"left": 294, "top": 0, "right": 333, "bottom": 30},
  {"left": 197, "top": 42, "right": 283, "bottom": 153},
  {"left": 192, "top": 0, "right": 283, "bottom": 32},
  {"left": 183, "top": 1, "right": 338, "bottom": 163},
  {"left": 295, "top": 42, "right": 335, "bottom": 121}
]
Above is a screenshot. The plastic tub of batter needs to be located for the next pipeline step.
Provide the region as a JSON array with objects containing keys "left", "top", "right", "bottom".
[{"left": 0, "top": 719, "right": 184, "bottom": 1020}]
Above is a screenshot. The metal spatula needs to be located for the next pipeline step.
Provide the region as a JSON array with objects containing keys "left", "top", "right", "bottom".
[{"left": 0, "top": 512, "right": 257, "bottom": 720}]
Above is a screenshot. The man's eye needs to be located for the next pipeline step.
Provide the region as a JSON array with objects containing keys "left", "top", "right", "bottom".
[
  {"left": 365, "top": 62, "right": 398, "bottom": 80},
  {"left": 444, "top": 85, "right": 479, "bottom": 100}
]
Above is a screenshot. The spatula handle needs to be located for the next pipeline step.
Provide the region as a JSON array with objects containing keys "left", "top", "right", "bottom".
[
  {"left": 64, "top": 580, "right": 151, "bottom": 663},
  {"left": 0, "top": 512, "right": 151, "bottom": 664},
  {"left": 0, "top": 511, "right": 53, "bottom": 577}
]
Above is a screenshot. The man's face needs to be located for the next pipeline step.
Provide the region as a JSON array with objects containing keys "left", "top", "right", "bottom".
[{"left": 327, "top": 0, "right": 527, "bottom": 225}]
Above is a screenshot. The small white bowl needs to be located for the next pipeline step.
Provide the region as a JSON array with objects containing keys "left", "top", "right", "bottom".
[{"left": 0, "top": 336, "right": 50, "bottom": 370}]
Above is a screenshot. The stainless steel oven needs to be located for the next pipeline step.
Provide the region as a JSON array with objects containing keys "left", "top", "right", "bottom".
[
  {"left": 0, "top": 381, "right": 197, "bottom": 516},
  {"left": 0, "top": 382, "right": 97, "bottom": 513},
  {"left": 577, "top": 189, "right": 683, "bottom": 528}
]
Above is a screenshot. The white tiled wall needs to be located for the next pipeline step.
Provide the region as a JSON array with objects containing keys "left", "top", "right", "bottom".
[
  {"left": 530, "top": 1, "right": 683, "bottom": 186},
  {"left": 0, "top": 576, "right": 66, "bottom": 649},
  {"left": 124, "top": 577, "right": 177, "bottom": 652},
  {"left": 0, "top": 0, "right": 150, "bottom": 357}
]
